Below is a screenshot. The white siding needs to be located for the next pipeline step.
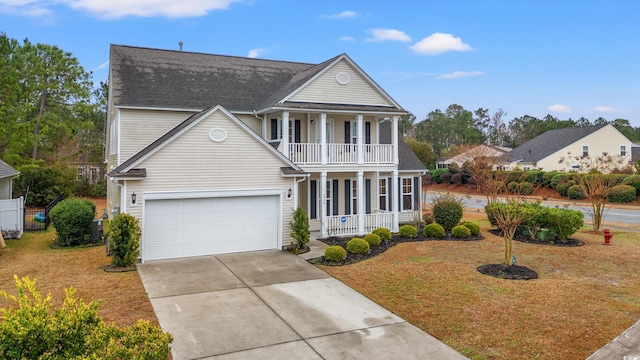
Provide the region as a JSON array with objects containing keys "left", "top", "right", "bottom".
[
  {"left": 289, "top": 60, "right": 392, "bottom": 106},
  {"left": 0, "top": 178, "right": 12, "bottom": 200},
  {"left": 119, "top": 109, "right": 195, "bottom": 161},
  {"left": 122, "top": 109, "right": 296, "bottom": 245},
  {"left": 236, "top": 114, "right": 263, "bottom": 136}
]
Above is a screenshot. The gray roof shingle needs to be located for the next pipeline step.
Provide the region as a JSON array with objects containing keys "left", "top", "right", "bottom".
[
  {"left": 501, "top": 125, "right": 607, "bottom": 164},
  {"left": 0, "top": 160, "right": 19, "bottom": 179},
  {"left": 379, "top": 121, "right": 426, "bottom": 171}
]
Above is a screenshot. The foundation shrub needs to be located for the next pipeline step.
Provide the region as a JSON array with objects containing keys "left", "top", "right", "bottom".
[
  {"left": 607, "top": 184, "right": 636, "bottom": 203},
  {"left": 451, "top": 225, "right": 471, "bottom": 239},
  {"left": 109, "top": 213, "right": 141, "bottom": 267},
  {"left": 324, "top": 246, "right": 347, "bottom": 261},
  {"left": 423, "top": 223, "right": 445, "bottom": 237},
  {"left": 372, "top": 227, "right": 392, "bottom": 241},
  {"left": 346, "top": 237, "right": 370, "bottom": 254},
  {"left": 398, "top": 224, "right": 417, "bottom": 238},
  {"left": 462, "top": 222, "right": 480, "bottom": 236},
  {"left": 364, "top": 233, "right": 381, "bottom": 246}
]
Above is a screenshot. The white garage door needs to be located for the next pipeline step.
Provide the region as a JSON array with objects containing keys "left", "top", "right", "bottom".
[{"left": 143, "top": 195, "right": 279, "bottom": 261}]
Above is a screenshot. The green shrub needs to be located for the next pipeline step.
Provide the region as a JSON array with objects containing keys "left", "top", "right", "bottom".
[
  {"left": 525, "top": 171, "right": 545, "bottom": 185},
  {"left": 372, "top": 227, "right": 392, "bottom": 241},
  {"left": 484, "top": 202, "right": 500, "bottom": 228},
  {"left": 364, "top": 233, "right": 381, "bottom": 246},
  {"left": 12, "top": 164, "right": 76, "bottom": 206},
  {"left": 324, "top": 246, "right": 347, "bottom": 261},
  {"left": 440, "top": 172, "right": 452, "bottom": 184},
  {"left": 430, "top": 169, "right": 448, "bottom": 184},
  {"left": 109, "top": 213, "right": 141, "bottom": 267},
  {"left": 423, "top": 223, "right": 445, "bottom": 237},
  {"left": 49, "top": 197, "right": 96, "bottom": 247},
  {"left": 398, "top": 224, "right": 417, "bottom": 238},
  {"left": 519, "top": 181, "right": 535, "bottom": 195},
  {"left": 546, "top": 208, "right": 583, "bottom": 242},
  {"left": 451, "top": 225, "right": 471, "bottom": 239},
  {"left": 607, "top": 173, "right": 628, "bottom": 185},
  {"left": 0, "top": 276, "right": 172, "bottom": 360},
  {"left": 607, "top": 184, "right": 636, "bottom": 203},
  {"left": 431, "top": 193, "right": 464, "bottom": 231},
  {"left": 555, "top": 182, "right": 571, "bottom": 197},
  {"left": 462, "top": 222, "right": 480, "bottom": 236},
  {"left": 542, "top": 171, "right": 559, "bottom": 188},
  {"left": 506, "top": 170, "right": 524, "bottom": 184},
  {"left": 289, "top": 207, "right": 310, "bottom": 252},
  {"left": 550, "top": 173, "right": 572, "bottom": 189},
  {"left": 622, "top": 175, "right": 640, "bottom": 195},
  {"left": 507, "top": 181, "right": 519, "bottom": 194},
  {"left": 346, "top": 237, "right": 370, "bottom": 254},
  {"left": 567, "top": 184, "right": 586, "bottom": 200}
]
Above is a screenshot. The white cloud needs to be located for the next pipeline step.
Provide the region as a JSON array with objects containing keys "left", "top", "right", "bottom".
[
  {"left": 410, "top": 32, "right": 473, "bottom": 55},
  {"left": 247, "top": 48, "right": 266, "bottom": 58},
  {"left": 66, "top": 0, "right": 238, "bottom": 18},
  {"left": 339, "top": 36, "right": 355, "bottom": 42},
  {"left": 366, "top": 28, "right": 411, "bottom": 42},
  {"left": 0, "top": 0, "right": 52, "bottom": 17},
  {"left": 323, "top": 10, "right": 359, "bottom": 19},
  {"left": 96, "top": 61, "right": 109, "bottom": 70},
  {"left": 594, "top": 106, "right": 615, "bottom": 113},
  {"left": 437, "top": 71, "right": 484, "bottom": 79},
  {"left": 548, "top": 104, "right": 572, "bottom": 113}
]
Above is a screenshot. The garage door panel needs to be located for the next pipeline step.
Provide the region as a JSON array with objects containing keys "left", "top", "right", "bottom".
[{"left": 143, "top": 195, "right": 279, "bottom": 261}]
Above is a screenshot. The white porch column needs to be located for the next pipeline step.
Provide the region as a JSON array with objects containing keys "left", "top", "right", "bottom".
[
  {"left": 261, "top": 114, "right": 267, "bottom": 140},
  {"left": 391, "top": 170, "right": 399, "bottom": 232},
  {"left": 282, "top": 111, "right": 290, "bottom": 158},
  {"left": 320, "top": 113, "right": 327, "bottom": 165},
  {"left": 392, "top": 116, "right": 399, "bottom": 165},
  {"left": 357, "top": 171, "right": 365, "bottom": 236},
  {"left": 357, "top": 114, "right": 364, "bottom": 165},
  {"left": 320, "top": 171, "right": 327, "bottom": 238}
]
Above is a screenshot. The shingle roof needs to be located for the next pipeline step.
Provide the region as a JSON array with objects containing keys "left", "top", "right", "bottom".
[
  {"left": 110, "top": 45, "right": 316, "bottom": 112},
  {"left": 0, "top": 160, "right": 19, "bottom": 179},
  {"left": 501, "top": 125, "right": 607, "bottom": 164},
  {"left": 379, "top": 121, "right": 427, "bottom": 171}
]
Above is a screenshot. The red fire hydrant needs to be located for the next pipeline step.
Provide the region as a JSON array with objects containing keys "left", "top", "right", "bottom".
[{"left": 603, "top": 228, "right": 613, "bottom": 245}]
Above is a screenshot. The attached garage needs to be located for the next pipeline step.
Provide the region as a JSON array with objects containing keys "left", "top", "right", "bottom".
[{"left": 142, "top": 193, "right": 280, "bottom": 261}]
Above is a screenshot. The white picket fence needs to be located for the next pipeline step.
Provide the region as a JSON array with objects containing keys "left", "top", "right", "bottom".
[{"left": 0, "top": 197, "right": 24, "bottom": 239}]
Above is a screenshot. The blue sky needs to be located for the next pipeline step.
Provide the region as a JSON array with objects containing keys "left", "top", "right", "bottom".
[{"left": 2, "top": 0, "right": 639, "bottom": 126}]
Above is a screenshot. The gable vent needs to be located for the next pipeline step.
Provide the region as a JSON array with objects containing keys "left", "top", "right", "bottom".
[{"left": 209, "top": 128, "right": 227, "bottom": 142}]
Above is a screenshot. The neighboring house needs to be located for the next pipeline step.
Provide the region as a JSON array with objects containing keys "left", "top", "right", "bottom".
[
  {"left": 105, "top": 45, "right": 426, "bottom": 262},
  {"left": 632, "top": 143, "right": 640, "bottom": 164},
  {"left": 435, "top": 144, "right": 511, "bottom": 169},
  {"left": 0, "top": 160, "right": 19, "bottom": 200},
  {"left": 497, "top": 124, "right": 633, "bottom": 171}
]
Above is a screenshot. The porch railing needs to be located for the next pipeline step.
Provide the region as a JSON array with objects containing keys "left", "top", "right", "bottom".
[
  {"left": 288, "top": 143, "right": 394, "bottom": 165},
  {"left": 325, "top": 211, "right": 393, "bottom": 237}
]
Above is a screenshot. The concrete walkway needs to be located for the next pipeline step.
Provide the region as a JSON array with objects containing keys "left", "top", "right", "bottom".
[{"left": 138, "top": 250, "right": 466, "bottom": 360}]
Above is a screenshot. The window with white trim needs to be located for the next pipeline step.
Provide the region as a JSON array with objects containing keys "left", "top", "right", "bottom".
[
  {"left": 350, "top": 179, "right": 357, "bottom": 215},
  {"left": 401, "top": 177, "right": 413, "bottom": 211},
  {"left": 379, "top": 178, "right": 388, "bottom": 211},
  {"left": 326, "top": 180, "right": 333, "bottom": 216},
  {"left": 620, "top": 145, "right": 627, "bottom": 157},
  {"left": 582, "top": 145, "right": 589, "bottom": 157}
]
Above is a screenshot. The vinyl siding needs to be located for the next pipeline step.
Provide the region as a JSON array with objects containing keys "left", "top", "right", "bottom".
[
  {"left": 536, "top": 125, "right": 633, "bottom": 171},
  {"left": 121, "top": 109, "right": 296, "bottom": 244},
  {"left": 236, "top": 114, "right": 263, "bottom": 136},
  {"left": 119, "top": 109, "right": 195, "bottom": 161},
  {"left": 289, "top": 60, "right": 392, "bottom": 106},
  {"left": 0, "top": 178, "right": 11, "bottom": 199}
]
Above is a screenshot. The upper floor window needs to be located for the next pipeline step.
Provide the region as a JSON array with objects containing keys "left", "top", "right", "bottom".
[
  {"left": 582, "top": 145, "right": 589, "bottom": 157},
  {"left": 620, "top": 145, "right": 627, "bottom": 157}
]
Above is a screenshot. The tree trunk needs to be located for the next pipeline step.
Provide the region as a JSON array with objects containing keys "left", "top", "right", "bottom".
[
  {"left": 32, "top": 78, "right": 48, "bottom": 160},
  {"left": 0, "top": 230, "right": 6, "bottom": 249}
]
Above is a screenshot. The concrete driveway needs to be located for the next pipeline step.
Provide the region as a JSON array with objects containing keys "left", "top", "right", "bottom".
[{"left": 137, "top": 250, "right": 466, "bottom": 360}]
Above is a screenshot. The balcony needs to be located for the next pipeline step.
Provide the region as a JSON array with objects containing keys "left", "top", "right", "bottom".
[{"left": 288, "top": 143, "right": 394, "bottom": 165}]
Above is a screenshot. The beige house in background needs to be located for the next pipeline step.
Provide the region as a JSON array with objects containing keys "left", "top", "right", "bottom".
[
  {"left": 105, "top": 45, "right": 425, "bottom": 262},
  {"left": 436, "top": 144, "right": 511, "bottom": 169},
  {"left": 496, "top": 124, "right": 633, "bottom": 171}
]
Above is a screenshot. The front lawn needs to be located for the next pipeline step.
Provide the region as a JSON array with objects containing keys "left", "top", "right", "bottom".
[
  {"left": 317, "top": 221, "right": 640, "bottom": 359},
  {"left": 0, "top": 228, "right": 157, "bottom": 328}
]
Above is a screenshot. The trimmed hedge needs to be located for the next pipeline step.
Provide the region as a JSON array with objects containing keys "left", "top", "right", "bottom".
[
  {"left": 109, "top": 213, "right": 141, "bottom": 267},
  {"left": 622, "top": 175, "right": 640, "bottom": 196},
  {"left": 550, "top": 173, "right": 572, "bottom": 189},
  {"left": 372, "top": 227, "right": 392, "bottom": 241},
  {"left": 567, "top": 184, "right": 586, "bottom": 200},
  {"left": 432, "top": 193, "right": 464, "bottom": 231},
  {"left": 398, "top": 224, "right": 417, "bottom": 238},
  {"left": 607, "top": 184, "right": 636, "bottom": 203},
  {"left": 451, "top": 225, "right": 471, "bottom": 239},
  {"left": 364, "top": 233, "right": 381, "bottom": 246},
  {"left": 49, "top": 198, "right": 96, "bottom": 247},
  {"left": 346, "top": 238, "right": 370, "bottom": 254},
  {"left": 324, "top": 246, "right": 347, "bottom": 261},
  {"left": 423, "top": 223, "right": 445, "bottom": 237},
  {"left": 462, "top": 222, "right": 480, "bottom": 236}
]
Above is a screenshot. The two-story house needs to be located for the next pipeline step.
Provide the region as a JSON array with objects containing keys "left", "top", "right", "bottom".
[{"left": 106, "top": 45, "right": 426, "bottom": 262}]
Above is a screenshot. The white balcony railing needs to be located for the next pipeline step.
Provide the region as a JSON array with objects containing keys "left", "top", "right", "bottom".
[
  {"left": 325, "top": 211, "right": 393, "bottom": 237},
  {"left": 288, "top": 143, "right": 394, "bottom": 165}
]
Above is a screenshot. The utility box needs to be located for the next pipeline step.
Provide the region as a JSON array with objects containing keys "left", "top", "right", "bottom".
[{"left": 91, "top": 219, "right": 103, "bottom": 242}]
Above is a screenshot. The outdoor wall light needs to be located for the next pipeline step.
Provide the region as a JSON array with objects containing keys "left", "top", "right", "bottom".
[
  {"left": 131, "top": 192, "right": 137, "bottom": 205},
  {"left": 287, "top": 188, "right": 292, "bottom": 198}
]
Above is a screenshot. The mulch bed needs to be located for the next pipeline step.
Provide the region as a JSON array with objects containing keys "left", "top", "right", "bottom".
[
  {"left": 312, "top": 230, "right": 483, "bottom": 266},
  {"left": 102, "top": 264, "right": 137, "bottom": 273},
  {"left": 488, "top": 229, "right": 585, "bottom": 247},
  {"left": 477, "top": 263, "right": 539, "bottom": 280}
]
